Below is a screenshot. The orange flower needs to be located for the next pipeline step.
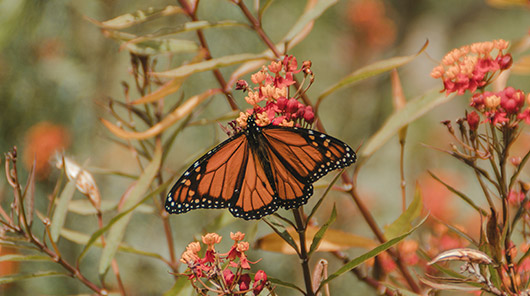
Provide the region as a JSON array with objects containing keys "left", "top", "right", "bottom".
[
  {"left": 202, "top": 233, "right": 222, "bottom": 250},
  {"left": 23, "top": 121, "right": 70, "bottom": 179}
]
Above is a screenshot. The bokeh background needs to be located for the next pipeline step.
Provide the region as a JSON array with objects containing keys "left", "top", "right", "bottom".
[{"left": 1, "top": 0, "right": 529, "bottom": 295}]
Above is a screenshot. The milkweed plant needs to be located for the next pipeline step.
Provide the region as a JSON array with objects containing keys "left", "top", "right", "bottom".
[{"left": 1, "top": 1, "right": 530, "bottom": 296}]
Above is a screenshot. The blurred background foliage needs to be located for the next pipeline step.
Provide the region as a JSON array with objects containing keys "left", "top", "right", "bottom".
[{"left": 0, "top": 0, "right": 529, "bottom": 295}]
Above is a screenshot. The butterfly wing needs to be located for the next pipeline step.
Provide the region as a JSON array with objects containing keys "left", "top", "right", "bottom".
[
  {"left": 228, "top": 144, "right": 280, "bottom": 220},
  {"left": 262, "top": 126, "right": 356, "bottom": 208},
  {"left": 165, "top": 133, "right": 248, "bottom": 214}
]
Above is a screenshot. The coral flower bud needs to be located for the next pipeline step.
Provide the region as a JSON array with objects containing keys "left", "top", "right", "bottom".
[
  {"left": 238, "top": 274, "right": 251, "bottom": 291},
  {"left": 286, "top": 98, "right": 299, "bottom": 114},
  {"left": 251, "top": 70, "right": 267, "bottom": 84},
  {"left": 223, "top": 268, "right": 235, "bottom": 286},
  {"left": 304, "top": 106, "right": 315, "bottom": 124},
  {"left": 253, "top": 270, "right": 268, "bottom": 295},
  {"left": 186, "top": 241, "right": 201, "bottom": 253},
  {"left": 497, "top": 53, "right": 513, "bottom": 70},
  {"left": 466, "top": 111, "right": 480, "bottom": 131},
  {"left": 276, "top": 97, "right": 287, "bottom": 110},
  {"left": 511, "top": 156, "right": 522, "bottom": 167}
]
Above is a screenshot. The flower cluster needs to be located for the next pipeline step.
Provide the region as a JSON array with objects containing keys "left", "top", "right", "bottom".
[
  {"left": 179, "top": 232, "right": 271, "bottom": 295},
  {"left": 468, "top": 87, "right": 530, "bottom": 127},
  {"left": 431, "top": 39, "right": 512, "bottom": 95},
  {"left": 234, "top": 56, "right": 315, "bottom": 130}
]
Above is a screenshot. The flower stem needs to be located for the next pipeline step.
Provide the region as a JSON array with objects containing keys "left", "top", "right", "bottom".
[{"left": 292, "top": 207, "right": 314, "bottom": 296}]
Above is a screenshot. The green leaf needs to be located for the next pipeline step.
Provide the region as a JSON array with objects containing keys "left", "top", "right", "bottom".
[
  {"left": 77, "top": 175, "right": 172, "bottom": 263},
  {"left": 153, "top": 53, "right": 269, "bottom": 78},
  {"left": 308, "top": 205, "right": 337, "bottom": 256},
  {"left": 319, "top": 215, "right": 427, "bottom": 291},
  {"left": 282, "top": 0, "right": 338, "bottom": 43},
  {"left": 361, "top": 89, "right": 456, "bottom": 158},
  {"left": 124, "top": 39, "right": 198, "bottom": 56},
  {"left": 318, "top": 41, "right": 428, "bottom": 103},
  {"left": 61, "top": 228, "right": 164, "bottom": 260},
  {"left": 163, "top": 276, "right": 190, "bottom": 296},
  {"left": 428, "top": 171, "right": 487, "bottom": 216},
  {"left": 50, "top": 180, "right": 76, "bottom": 242},
  {"left": 384, "top": 185, "right": 423, "bottom": 240},
  {"left": 0, "top": 254, "right": 51, "bottom": 262},
  {"left": 67, "top": 199, "right": 154, "bottom": 215},
  {"left": 267, "top": 275, "right": 304, "bottom": 294},
  {"left": 98, "top": 142, "right": 163, "bottom": 275},
  {"left": 262, "top": 216, "right": 299, "bottom": 253},
  {"left": 89, "top": 6, "right": 185, "bottom": 30},
  {"left": 0, "top": 271, "right": 67, "bottom": 285}
]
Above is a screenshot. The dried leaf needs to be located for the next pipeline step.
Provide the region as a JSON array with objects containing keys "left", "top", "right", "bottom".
[{"left": 428, "top": 248, "right": 493, "bottom": 265}]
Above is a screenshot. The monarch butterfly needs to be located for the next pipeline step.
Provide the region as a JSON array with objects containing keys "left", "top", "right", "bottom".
[{"left": 165, "top": 115, "right": 356, "bottom": 220}]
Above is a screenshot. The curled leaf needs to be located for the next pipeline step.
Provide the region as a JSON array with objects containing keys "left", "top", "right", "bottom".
[
  {"left": 86, "top": 6, "right": 184, "bottom": 30},
  {"left": 101, "top": 88, "right": 221, "bottom": 140},
  {"left": 55, "top": 155, "right": 101, "bottom": 209},
  {"left": 428, "top": 248, "right": 493, "bottom": 265}
]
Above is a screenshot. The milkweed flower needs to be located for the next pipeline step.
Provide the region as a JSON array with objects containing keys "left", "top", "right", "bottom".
[
  {"left": 179, "top": 232, "right": 272, "bottom": 295},
  {"left": 431, "top": 40, "right": 512, "bottom": 95},
  {"left": 234, "top": 55, "right": 316, "bottom": 129}
]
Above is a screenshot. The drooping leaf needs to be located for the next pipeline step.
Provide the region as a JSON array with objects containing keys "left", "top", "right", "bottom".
[
  {"left": 0, "top": 271, "right": 67, "bottom": 285},
  {"left": 101, "top": 88, "right": 221, "bottom": 140},
  {"left": 361, "top": 89, "right": 456, "bottom": 158},
  {"left": 308, "top": 205, "right": 337, "bottom": 256},
  {"left": 384, "top": 184, "right": 423, "bottom": 240},
  {"left": 124, "top": 39, "right": 199, "bottom": 56},
  {"left": 318, "top": 215, "right": 427, "bottom": 290},
  {"left": 262, "top": 216, "right": 299, "bottom": 253},
  {"left": 317, "top": 41, "right": 428, "bottom": 105},
  {"left": 98, "top": 141, "right": 162, "bottom": 275},
  {"left": 66, "top": 199, "right": 153, "bottom": 215},
  {"left": 50, "top": 180, "right": 76, "bottom": 242},
  {"left": 267, "top": 275, "right": 305, "bottom": 294}
]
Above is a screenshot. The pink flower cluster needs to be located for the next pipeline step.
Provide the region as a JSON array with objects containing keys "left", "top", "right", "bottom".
[
  {"left": 235, "top": 56, "right": 315, "bottom": 129},
  {"left": 467, "top": 87, "right": 529, "bottom": 127},
  {"left": 431, "top": 40, "right": 512, "bottom": 95},
  {"left": 180, "top": 232, "right": 270, "bottom": 295}
]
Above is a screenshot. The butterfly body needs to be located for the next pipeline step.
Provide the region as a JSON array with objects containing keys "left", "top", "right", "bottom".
[{"left": 166, "top": 116, "right": 356, "bottom": 220}]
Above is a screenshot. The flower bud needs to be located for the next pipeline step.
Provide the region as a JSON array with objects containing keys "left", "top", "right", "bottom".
[
  {"left": 286, "top": 98, "right": 299, "bottom": 114},
  {"left": 238, "top": 274, "right": 251, "bottom": 291},
  {"left": 466, "top": 111, "right": 480, "bottom": 131},
  {"left": 303, "top": 106, "right": 315, "bottom": 124},
  {"left": 276, "top": 97, "right": 287, "bottom": 110}
]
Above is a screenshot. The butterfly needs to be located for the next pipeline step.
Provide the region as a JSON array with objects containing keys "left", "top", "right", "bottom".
[{"left": 165, "top": 115, "right": 356, "bottom": 220}]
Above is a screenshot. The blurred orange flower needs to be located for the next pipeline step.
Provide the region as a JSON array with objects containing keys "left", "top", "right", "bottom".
[
  {"left": 23, "top": 121, "right": 70, "bottom": 179},
  {"left": 347, "top": 0, "right": 396, "bottom": 51}
]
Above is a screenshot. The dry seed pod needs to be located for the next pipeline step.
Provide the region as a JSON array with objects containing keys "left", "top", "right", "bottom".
[{"left": 428, "top": 248, "right": 493, "bottom": 265}]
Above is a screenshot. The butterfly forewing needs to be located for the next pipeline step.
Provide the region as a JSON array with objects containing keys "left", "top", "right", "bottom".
[
  {"left": 262, "top": 127, "right": 357, "bottom": 183},
  {"left": 165, "top": 134, "right": 248, "bottom": 214}
]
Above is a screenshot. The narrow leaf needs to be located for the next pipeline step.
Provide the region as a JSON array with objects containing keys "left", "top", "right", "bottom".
[
  {"left": 98, "top": 141, "right": 162, "bottom": 275},
  {"left": 262, "top": 216, "right": 299, "bottom": 253},
  {"left": 267, "top": 275, "right": 305, "bottom": 293},
  {"left": 257, "top": 225, "right": 376, "bottom": 254},
  {"left": 361, "top": 89, "right": 455, "bottom": 158},
  {"left": 124, "top": 39, "right": 198, "bottom": 56},
  {"left": 0, "top": 271, "right": 67, "bottom": 285},
  {"left": 429, "top": 171, "right": 487, "bottom": 216},
  {"left": 87, "top": 6, "right": 185, "bottom": 30},
  {"left": 50, "top": 180, "right": 76, "bottom": 242},
  {"left": 77, "top": 175, "right": 172, "bottom": 263},
  {"left": 152, "top": 53, "right": 269, "bottom": 78},
  {"left": 0, "top": 254, "right": 51, "bottom": 262},
  {"left": 130, "top": 78, "right": 184, "bottom": 105},
  {"left": 318, "top": 41, "right": 428, "bottom": 103},
  {"left": 163, "top": 276, "right": 190, "bottom": 296},
  {"left": 319, "top": 215, "right": 427, "bottom": 290},
  {"left": 309, "top": 205, "right": 337, "bottom": 256},
  {"left": 101, "top": 88, "right": 221, "bottom": 140},
  {"left": 384, "top": 184, "right": 423, "bottom": 240},
  {"left": 282, "top": 0, "right": 338, "bottom": 43}
]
